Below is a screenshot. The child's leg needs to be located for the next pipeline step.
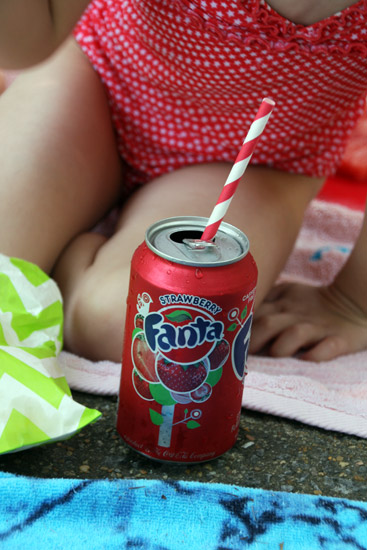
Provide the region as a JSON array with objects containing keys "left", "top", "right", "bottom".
[
  {"left": 54, "top": 163, "right": 323, "bottom": 361},
  {"left": 0, "top": 70, "right": 5, "bottom": 94},
  {"left": 0, "top": 38, "right": 123, "bottom": 274}
]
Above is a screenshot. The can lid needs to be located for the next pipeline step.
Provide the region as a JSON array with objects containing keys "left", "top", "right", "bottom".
[{"left": 145, "top": 216, "right": 249, "bottom": 266}]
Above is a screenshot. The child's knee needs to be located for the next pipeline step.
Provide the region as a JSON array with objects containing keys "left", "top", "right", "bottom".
[{"left": 63, "top": 266, "right": 127, "bottom": 362}]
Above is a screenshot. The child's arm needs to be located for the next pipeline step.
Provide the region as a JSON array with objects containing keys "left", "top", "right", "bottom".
[
  {"left": 0, "top": 0, "right": 90, "bottom": 69},
  {"left": 250, "top": 200, "right": 367, "bottom": 361}
]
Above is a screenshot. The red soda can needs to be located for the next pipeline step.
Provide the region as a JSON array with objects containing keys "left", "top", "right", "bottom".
[{"left": 116, "top": 216, "right": 257, "bottom": 463}]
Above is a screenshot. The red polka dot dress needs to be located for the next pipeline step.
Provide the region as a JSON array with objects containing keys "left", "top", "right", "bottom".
[{"left": 74, "top": 0, "right": 367, "bottom": 190}]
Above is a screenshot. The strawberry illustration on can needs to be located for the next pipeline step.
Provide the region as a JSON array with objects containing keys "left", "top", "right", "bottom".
[{"left": 117, "top": 216, "right": 257, "bottom": 463}]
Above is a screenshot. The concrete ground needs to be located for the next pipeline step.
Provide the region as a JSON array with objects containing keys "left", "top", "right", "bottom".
[{"left": 1, "top": 391, "right": 366, "bottom": 502}]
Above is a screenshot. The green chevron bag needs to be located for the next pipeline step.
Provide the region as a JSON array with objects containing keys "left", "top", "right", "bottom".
[{"left": 0, "top": 254, "right": 100, "bottom": 454}]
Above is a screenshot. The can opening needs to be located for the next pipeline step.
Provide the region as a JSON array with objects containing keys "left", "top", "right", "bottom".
[
  {"left": 146, "top": 217, "right": 249, "bottom": 265},
  {"left": 170, "top": 230, "right": 206, "bottom": 243}
]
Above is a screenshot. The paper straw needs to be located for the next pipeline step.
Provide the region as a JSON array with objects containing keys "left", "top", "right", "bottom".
[{"left": 201, "top": 97, "right": 275, "bottom": 241}]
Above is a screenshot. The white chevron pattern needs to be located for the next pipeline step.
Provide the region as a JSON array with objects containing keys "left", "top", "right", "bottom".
[
  {"left": 0, "top": 310, "right": 62, "bottom": 351},
  {"left": 0, "top": 255, "right": 63, "bottom": 314},
  {"left": 0, "top": 253, "right": 99, "bottom": 454},
  {"left": 0, "top": 373, "right": 84, "bottom": 438},
  {"left": 0, "top": 346, "right": 65, "bottom": 378}
]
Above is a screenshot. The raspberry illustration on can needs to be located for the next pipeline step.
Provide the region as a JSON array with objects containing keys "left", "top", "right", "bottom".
[{"left": 117, "top": 216, "right": 257, "bottom": 463}]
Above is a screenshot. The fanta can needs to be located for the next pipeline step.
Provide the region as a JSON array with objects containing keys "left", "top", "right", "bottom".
[{"left": 116, "top": 216, "right": 257, "bottom": 463}]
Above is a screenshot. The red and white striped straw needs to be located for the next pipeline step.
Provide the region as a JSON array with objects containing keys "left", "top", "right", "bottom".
[{"left": 201, "top": 97, "right": 275, "bottom": 241}]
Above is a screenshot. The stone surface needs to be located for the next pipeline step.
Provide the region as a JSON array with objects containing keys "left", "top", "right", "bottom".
[{"left": 1, "top": 391, "right": 366, "bottom": 501}]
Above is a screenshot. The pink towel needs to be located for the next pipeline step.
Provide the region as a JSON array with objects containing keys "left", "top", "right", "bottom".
[{"left": 59, "top": 199, "right": 367, "bottom": 438}]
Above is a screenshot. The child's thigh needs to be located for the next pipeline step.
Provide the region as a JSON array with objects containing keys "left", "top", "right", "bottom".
[
  {"left": 113, "top": 162, "right": 233, "bottom": 256},
  {"left": 64, "top": 162, "right": 323, "bottom": 360},
  {"left": 0, "top": 38, "right": 123, "bottom": 272},
  {"left": 112, "top": 161, "right": 321, "bottom": 262},
  {"left": 91, "top": 161, "right": 323, "bottom": 313},
  {"left": 85, "top": 162, "right": 235, "bottom": 317}
]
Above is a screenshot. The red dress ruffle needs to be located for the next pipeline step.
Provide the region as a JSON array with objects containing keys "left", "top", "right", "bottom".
[{"left": 74, "top": 1, "right": 367, "bottom": 188}]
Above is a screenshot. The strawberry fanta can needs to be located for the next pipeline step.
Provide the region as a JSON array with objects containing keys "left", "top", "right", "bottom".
[{"left": 116, "top": 216, "right": 257, "bottom": 463}]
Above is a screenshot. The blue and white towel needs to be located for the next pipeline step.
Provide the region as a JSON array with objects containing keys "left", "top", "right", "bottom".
[{"left": 0, "top": 472, "right": 366, "bottom": 549}]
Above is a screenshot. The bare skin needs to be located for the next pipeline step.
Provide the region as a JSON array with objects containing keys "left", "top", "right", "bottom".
[
  {"left": 266, "top": 0, "right": 359, "bottom": 25},
  {"left": 0, "top": 1, "right": 366, "bottom": 364},
  {"left": 0, "top": 70, "right": 5, "bottom": 93},
  {"left": 0, "top": 40, "right": 122, "bottom": 271},
  {"left": 0, "top": 0, "right": 90, "bottom": 68}
]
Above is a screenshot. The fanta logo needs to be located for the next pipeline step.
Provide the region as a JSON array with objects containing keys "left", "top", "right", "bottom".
[{"left": 144, "top": 307, "right": 224, "bottom": 364}]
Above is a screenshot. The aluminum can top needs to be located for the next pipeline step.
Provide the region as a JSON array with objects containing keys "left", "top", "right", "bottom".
[{"left": 145, "top": 216, "right": 249, "bottom": 267}]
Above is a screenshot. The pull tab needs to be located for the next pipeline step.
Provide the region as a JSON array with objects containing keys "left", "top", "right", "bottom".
[
  {"left": 182, "top": 238, "right": 221, "bottom": 261},
  {"left": 165, "top": 228, "right": 222, "bottom": 263},
  {"left": 182, "top": 238, "right": 216, "bottom": 250}
]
